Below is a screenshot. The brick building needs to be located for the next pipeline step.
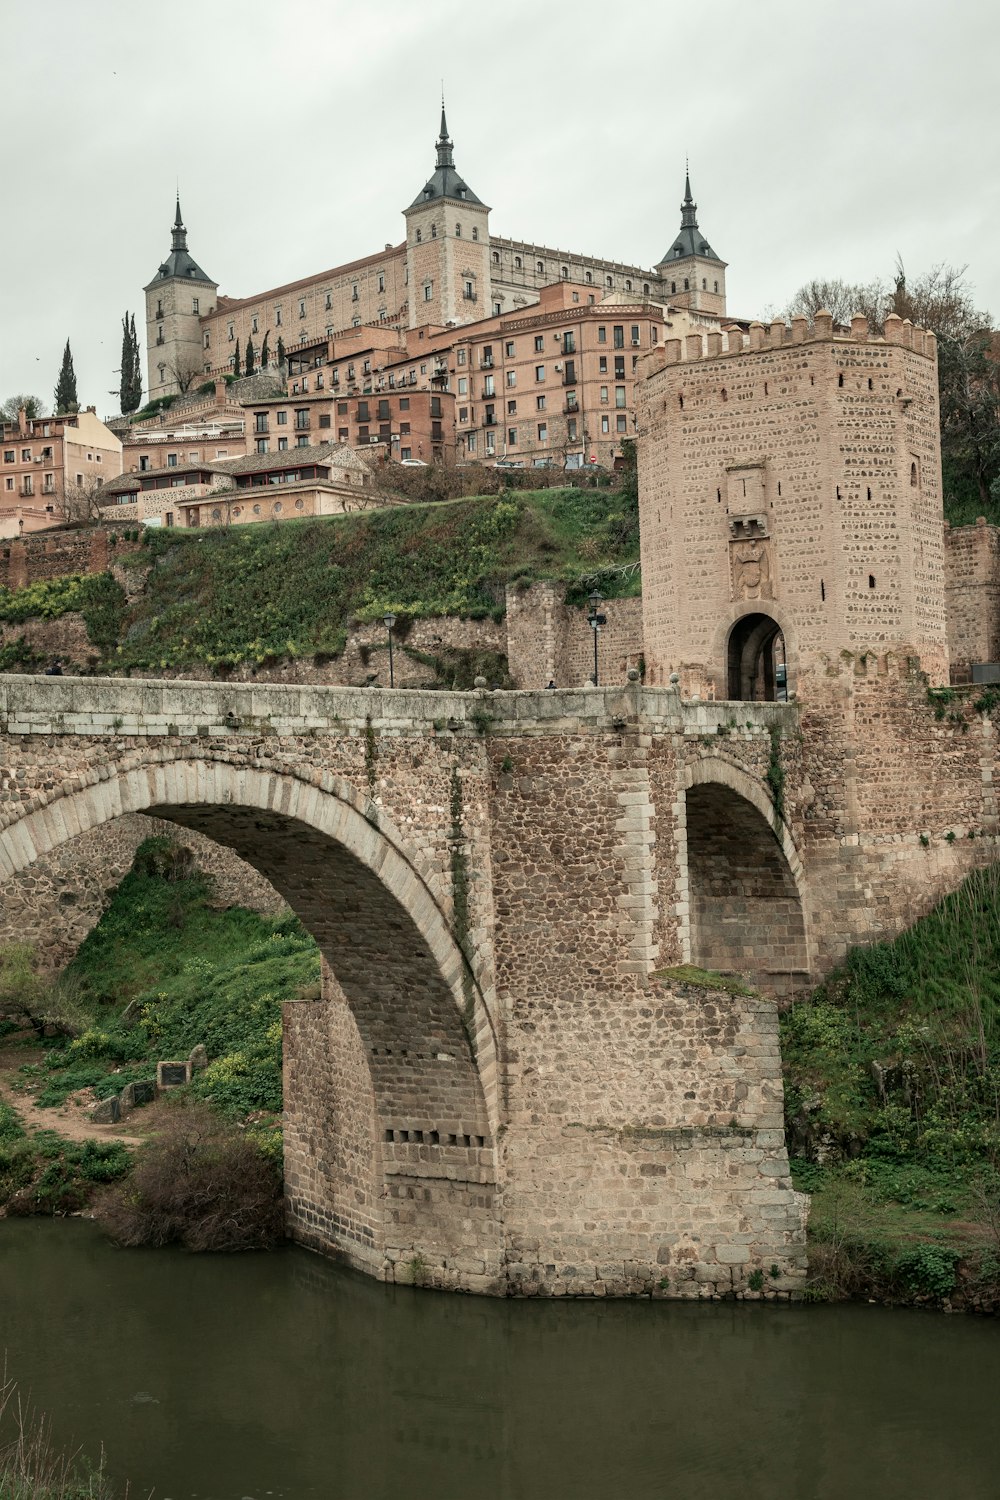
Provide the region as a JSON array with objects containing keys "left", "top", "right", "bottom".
[{"left": 0, "top": 407, "right": 122, "bottom": 538}]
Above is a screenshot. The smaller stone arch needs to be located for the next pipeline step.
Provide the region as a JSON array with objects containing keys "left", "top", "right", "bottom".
[
  {"left": 711, "top": 603, "right": 797, "bottom": 702},
  {"left": 681, "top": 757, "right": 809, "bottom": 993}
]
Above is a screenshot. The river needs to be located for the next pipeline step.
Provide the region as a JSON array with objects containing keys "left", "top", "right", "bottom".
[{"left": 1, "top": 1218, "right": 996, "bottom": 1500}]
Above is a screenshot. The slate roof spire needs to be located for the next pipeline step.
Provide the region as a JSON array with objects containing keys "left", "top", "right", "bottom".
[
  {"left": 408, "top": 98, "right": 484, "bottom": 209},
  {"left": 659, "top": 166, "right": 722, "bottom": 265},
  {"left": 145, "top": 193, "right": 216, "bottom": 289}
]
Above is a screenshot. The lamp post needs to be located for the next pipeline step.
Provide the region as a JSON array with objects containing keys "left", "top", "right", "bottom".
[
  {"left": 384, "top": 612, "right": 396, "bottom": 688},
  {"left": 587, "top": 589, "right": 606, "bottom": 687}
]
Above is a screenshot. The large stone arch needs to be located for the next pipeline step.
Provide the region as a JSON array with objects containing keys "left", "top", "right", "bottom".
[
  {"left": 0, "top": 756, "right": 503, "bottom": 1289},
  {"left": 680, "top": 756, "right": 809, "bottom": 994}
]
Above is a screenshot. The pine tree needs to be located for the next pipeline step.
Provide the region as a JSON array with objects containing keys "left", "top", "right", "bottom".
[
  {"left": 54, "top": 339, "right": 78, "bottom": 414},
  {"left": 244, "top": 337, "right": 255, "bottom": 377},
  {"left": 276, "top": 335, "right": 285, "bottom": 366},
  {"left": 233, "top": 339, "right": 242, "bottom": 379},
  {"left": 260, "top": 333, "right": 270, "bottom": 370},
  {"left": 119, "top": 312, "right": 142, "bottom": 415}
]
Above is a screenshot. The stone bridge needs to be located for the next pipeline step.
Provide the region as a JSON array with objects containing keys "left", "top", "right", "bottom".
[{"left": 0, "top": 670, "right": 995, "bottom": 1296}]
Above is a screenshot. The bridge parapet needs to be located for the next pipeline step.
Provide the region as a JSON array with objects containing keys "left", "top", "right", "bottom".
[{"left": 0, "top": 673, "right": 799, "bottom": 741}]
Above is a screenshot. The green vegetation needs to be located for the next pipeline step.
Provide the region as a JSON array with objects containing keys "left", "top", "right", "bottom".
[
  {"left": 653, "top": 963, "right": 753, "bottom": 996},
  {"left": 0, "top": 465, "right": 639, "bottom": 677},
  {"left": 784, "top": 864, "right": 1000, "bottom": 1303},
  {"left": 35, "top": 837, "right": 320, "bottom": 1118}
]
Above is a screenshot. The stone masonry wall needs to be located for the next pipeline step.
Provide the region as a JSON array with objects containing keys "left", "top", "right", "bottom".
[
  {"left": 945, "top": 520, "right": 1000, "bottom": 680},
  {"left": 505, "top": 580, "right": 643, "bottom": 688},
  {"left": 0, "top": 528, "right": 141, "bottom": 592}
]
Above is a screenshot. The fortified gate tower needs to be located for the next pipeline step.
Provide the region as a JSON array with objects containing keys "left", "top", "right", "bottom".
[{"left": 635, "top": 311, "right": 947, "bottom": 699}]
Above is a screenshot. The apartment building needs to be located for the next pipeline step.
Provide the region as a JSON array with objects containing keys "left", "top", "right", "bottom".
[{"left": 0, "top": 407, "right": 122, "bottom": 537}]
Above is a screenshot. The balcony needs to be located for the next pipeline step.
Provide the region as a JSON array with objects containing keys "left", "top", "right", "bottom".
[
  {"left": 479, "top": 356, "right": 494, "bottom": 369},
  {"left": 463, "top": 291, "right": 478, "bottom": 302},
  {"left": 564, "top": 400, "right": 580, "bottom": 415},
  {"left": 295, "top": 420, "right": 310, "bottom": 431}
]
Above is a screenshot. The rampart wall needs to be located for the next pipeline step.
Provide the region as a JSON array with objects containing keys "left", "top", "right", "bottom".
[{"left": 945, "top": 519, "right": 1000, "bottom": 679}]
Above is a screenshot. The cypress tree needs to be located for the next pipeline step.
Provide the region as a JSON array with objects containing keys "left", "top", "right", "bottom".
[
  {"left": 233, "top": 339, "right": 242, "bottom": 378},
  {"left": 119, "top": 312, "right": 142, "bottom": 415},
  {"left": 54, "top": 339, "right": 78, "bottom": 414},
  {"left": 276, "top": 335, "right": 285, "bottom": 366},
  {"left": 245, "top": 337, "right": 255, "bottom": 377},
  {"left": 260, "top": 332, "right": 270, "bottom": 370}
]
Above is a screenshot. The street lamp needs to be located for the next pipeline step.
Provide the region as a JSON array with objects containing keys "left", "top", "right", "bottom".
[
  {"left": 383, "top": 612, "right": 396, "bottom": 688},
  {"left": 587, "top": 590, "right": 606, "bottom": 687}
]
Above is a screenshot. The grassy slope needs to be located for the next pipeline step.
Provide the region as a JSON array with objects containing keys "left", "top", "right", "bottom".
[
  {"left": 782, "top": 864, "right": 1000, "bottom": 1301},
  {"left": 17, "top": 839, "right": 320, "bottom": 1120},
  {"left": 0, "top": 484, "right": 639, "bottom": 676}
]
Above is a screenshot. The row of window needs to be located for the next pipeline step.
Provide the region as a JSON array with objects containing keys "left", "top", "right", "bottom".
[
  {"left": 255, "top": 435, "right": 318, "bottom": 454},
  {"left": 4, "top": 474, "right": 57, "bottom": 494},
  {"left": 414, "top": 224, "right": 480, "bottom": 243}
]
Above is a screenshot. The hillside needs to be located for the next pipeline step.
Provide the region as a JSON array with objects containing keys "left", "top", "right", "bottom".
[
  {"left": 0, "top": 481, "right": 639, "bottom": 678},
  {"left": 782, "top": 863, "right": 1000, "bottom": 1306}
]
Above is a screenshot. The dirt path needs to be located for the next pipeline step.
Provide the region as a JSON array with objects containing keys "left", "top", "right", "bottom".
[{"left": 0, "top": 1036, "right": 153, "bottom": 1146}]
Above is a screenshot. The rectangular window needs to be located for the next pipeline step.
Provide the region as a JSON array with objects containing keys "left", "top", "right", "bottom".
[
  {"left": 537, "top": 423, "right": 548, "bottom": 442},
  {"left": 325, "top": 292, "right": 332, "bottom": 309},
  {"left": 599, "top": 356, "right": 608, "bottom": 374},
  {"left": 506, "top": 370, "right": 516, "bottom": 388},
  {"left": 615, "top": 386, "right": 626, "bottom": 408},
  {"left": 297, "top": 435, "right": 309, "bottom": 446},
  {"left": 600, "top": 386, "right": 609, "bottom": 403},
  {"left": 277, "top": 436, "right": 288, "bottom": 450},
  {"left": 256, "top": 438, "right": 269, "bottom": 453},
  {"left": 228, "top": 322, "right": 234, "bottom": 341},
  {"left": 613, "top": 325, "right": 624, "bottom": 348},
  {"left": 508, "top": 428, "right": 517, "bottom": 445},
  {"left": 4, "top": 477, "right": 12, "bottom": 490},
  {"left": 485, "top": 430, "right": 496, "bottom": 453},
  {"left": 483, "top": 375, "right": 495, "bottom": 397},
  {"left": 295, "top": 409, "right": 310, "bottom": 430},
  {"left": 299, "top": 299, "right": 306, "bottom": 317},
  {"left": 457, "top": 349, "right": 467, "bottom": 365},
  {"left": 458, "top": 407, "right": 468, "bottom": 422},
  {"left": 378, "top": 400, "right": 390, "bottom": 420},
  {"left": 275, "top": 307, "right": 282, "bottom": 325},
  {"left": 458, "top": 377, "right": 468, "bottom": 395},
  {"left": 193, "top": 297, "right": 199, "bottom": 313},
  {"left": 430, "top": 396, "right": 441, "bottom": 418},
  {"left": 254, "top": 413, "right": 268, "bottom": 432},
  {"left": 378, "top": 273, "right": 385, "bottom": 293},
  {"left": 507, "top": 399, "right": 517, "bottom": 415},
  {"left": 319, "top": 414, "right": 331, "bottom": 428},
  {"left": 535, "top": 366, "right": 545, "bottom": 382},
  {"left": 357, "top": 401, "right": 369, "bottom": 422},
  {"left": 534, "top": 336, "right": 544, "bottom": 353},
  {"left": 401, "top": 446, "right": 412, "bottom": 460},
  {"left": 536, "top": 395, "right": 546, "bottom": 411},
  {"left": 614, "top": 357, "right": 625, "bottom": 379},
  {"left": 338, "top": 428, "right": 349, "bottom": 441},
  {"left": 277, "top": 410, "right": 287, "bottom": 425},
  {"left": 601, "top": 414, "right": 610, "bottom": 433},
  {"left": 631, "top": 325, "right": 640, "bottom": 344},
  {"left": 563, "top": 332, "right": 576, "bottom": 354},
  {"left": 2, "top": 451, "right": 13, "bottom": 463},
  {"left": 399, "top": 397, "right": 410, "bottom": 411},
  {"left": 252, "top": 316, "right": 259, "bottom": 334},
  {"left": 203, "top": 332, "right": 210, "bottom": 349},
  {"left": 337, "top": 401, "right": 348, "bottom": 416},
  {"left": 505, "top": 341, "right": 515, "bottom": 357},
  {"left": 167, "top": 453, "right": 177, "bottom": 467},
  {"left": 400, "top": 422, "right": 411, "bottom": 435},
  {"left": 466, "top": 433, "right": 476, "bottom": 454},
  {"left": 617, "top": 415, "right": 628, "bottom": 432},
  {"left": 21, "top": 449, "right": 30, "bottom": 462},
  {"left": 598, "top": 326, "right": 606, "bottom": 343},
  {"left": 567, "top": 418, "right": 577, "bottom": 440},
  {"left": 424, "top": 283, "right": 433, "bottom": 301}
]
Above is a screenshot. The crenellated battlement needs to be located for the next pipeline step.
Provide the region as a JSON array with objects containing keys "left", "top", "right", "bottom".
[{"left": 638, "top": 310, "right": 937, "bottom": 379}]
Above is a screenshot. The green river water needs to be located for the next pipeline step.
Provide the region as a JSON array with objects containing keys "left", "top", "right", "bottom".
[{"left": 1, "top": 1218, "right": 997, "bottom": 1500}]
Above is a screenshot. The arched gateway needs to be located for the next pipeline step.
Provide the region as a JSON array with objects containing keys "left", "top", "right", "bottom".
[{"left": 0, "top": 757, "right": 502, "bottom": 1287}]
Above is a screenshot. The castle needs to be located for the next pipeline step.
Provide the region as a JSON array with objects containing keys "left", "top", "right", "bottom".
[{"left": 140, "top": 109, "right": 729, "bottom": 474}]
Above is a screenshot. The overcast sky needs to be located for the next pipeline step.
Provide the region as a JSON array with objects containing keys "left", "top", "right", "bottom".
[{"left": 1, "top": 0, "right": 996, "bottom": 416}]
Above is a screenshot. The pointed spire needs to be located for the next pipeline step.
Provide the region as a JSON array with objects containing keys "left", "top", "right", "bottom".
[
  {"left": 680, "top": 165, "right": 697, "bottom": 229},
  {"left": 171, "top": 194, "right": 188, "bottom": 252},
  {"left": 436, "top": 92, "right": 454, "bottom": 170}
]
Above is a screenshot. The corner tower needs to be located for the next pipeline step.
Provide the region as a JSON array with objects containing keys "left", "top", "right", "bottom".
[
  {"left": 403, "top": 102, "right": 491, "bottom": 328},
  {"left": 656, "top": 170, "right": 727, "bottom": 317},
  {"left": 143, "top": 198, "right": 218, "bottom": 400},
  {"left": 635, "top": 312, "right": 947, "bottom": 697}
]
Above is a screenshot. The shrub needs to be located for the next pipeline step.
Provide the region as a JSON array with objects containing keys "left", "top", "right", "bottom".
[{"left": 94, "top": 1101, "right": 283, "bottom": 1251}]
